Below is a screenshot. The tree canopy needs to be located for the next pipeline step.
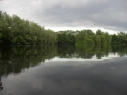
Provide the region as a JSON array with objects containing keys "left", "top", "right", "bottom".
[{"left": 0, "top": 12, "right": 57, "bottom": 45}]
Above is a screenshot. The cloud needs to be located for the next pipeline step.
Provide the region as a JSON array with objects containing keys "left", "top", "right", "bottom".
[{"left": 0, "top": 0, "right": 127, "bottom": 32}]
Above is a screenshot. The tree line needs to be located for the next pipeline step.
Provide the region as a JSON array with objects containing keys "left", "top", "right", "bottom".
[
  {"left": 0, "top": 12, "right": 127, "bottom": 45},
  {"left": 57, "top": 29, "right": 112, "bottom": 47},
  {"left": 0, "top": 12, "right": 57, "bottom": 45}
]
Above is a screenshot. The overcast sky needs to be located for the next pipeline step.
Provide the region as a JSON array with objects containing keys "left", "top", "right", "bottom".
[{"left": 0, "top": 0, "right": 127, "bottom": 33}]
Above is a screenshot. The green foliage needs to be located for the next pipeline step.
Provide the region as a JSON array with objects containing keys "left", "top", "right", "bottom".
[
  {"left": 111, "top": 32, "right": 127, "bottom": 44},
  {"left": 96, "top": 29, "right": 102, "bottom": 35},
  {"left": 75, "top": 30, "right": 93, "bottom": 46},
  {"left": 94, "top": 35, "right": 101, "bottom": 46},
  {"left": 57, "top": 30, "right": 75, "bottom": 45},
  {"left": 75, "top": 29, "right": 111, "bottom": 47},
  {"left": 0, "top": 12, "right": 57, "bottom": 45},
  {"left": 0, "top": 11, "right": 126, "bottom": 46}
]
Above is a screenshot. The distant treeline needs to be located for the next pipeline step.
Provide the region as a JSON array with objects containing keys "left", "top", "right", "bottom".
[
  {"left": 57, "top": 30, "right": 111, "bottom": 46},
  {"left": 57, "top": 30, "right": 127, "bottom": 46},
  {"left": 0, "top": 12, "right": 127, "bottom": 45}
]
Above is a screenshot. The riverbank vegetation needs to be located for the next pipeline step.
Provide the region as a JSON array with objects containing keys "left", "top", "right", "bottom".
[
  {"left": 0, "top": 12, "right": 127, "bottom": 46},
  {"left": 0, "top": 12, "right": 57, "bottom": 45}
]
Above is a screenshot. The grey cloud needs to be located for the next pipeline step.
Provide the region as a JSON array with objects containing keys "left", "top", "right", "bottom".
[
  {"left": 32, "top": 0, "right": 127, "bottom": 31},
  {"left": 0, "top": 0, "right": 127, "bottom": 32}
]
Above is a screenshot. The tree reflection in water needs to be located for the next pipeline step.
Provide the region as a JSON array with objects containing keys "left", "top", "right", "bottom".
[
  {"left": 0, "top": 46, "right": 57, "bottom": 77},
  {"left": 0, "top": 45, "right": 127, "bottom": 78},
  {"left": 0, "top": 77, "right": 3, "bottom": 91}
]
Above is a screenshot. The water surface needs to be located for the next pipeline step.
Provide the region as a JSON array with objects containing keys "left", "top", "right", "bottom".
[{"left": 0, "top": 45, "right": 127, "bottom": 95}]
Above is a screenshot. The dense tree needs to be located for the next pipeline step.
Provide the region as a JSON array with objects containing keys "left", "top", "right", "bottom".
[
  {"left": 0, "top": 12, "right": 126, "bottom": 46},
  {"left": 57, "top": 30, "right": 75, "bottom": 45},
  {"left": 75, "top": 29, "right": 111, "bottom": 47},
  {"left": 96, "top": 29, "right": 102, "bottom": 35},
  {"left": 0, "top": 12, "right": 57, "bottom": 45},
  {"left": 112, "top": 32, "right": 127, "bottom": 44}
]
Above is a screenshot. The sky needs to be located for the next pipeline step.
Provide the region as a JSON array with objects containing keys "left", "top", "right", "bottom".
[{"left": 0, "top": 0, "right": 127, "bottom": 34}]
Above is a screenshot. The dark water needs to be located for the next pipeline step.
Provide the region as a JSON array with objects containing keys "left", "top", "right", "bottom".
[{"left": 0, "top": 45, "right": 127, "bottom": 95}]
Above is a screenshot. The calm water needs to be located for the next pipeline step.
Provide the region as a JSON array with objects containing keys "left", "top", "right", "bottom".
[{"left": 0, "top": 45, "right": 127, "bottom": 95}]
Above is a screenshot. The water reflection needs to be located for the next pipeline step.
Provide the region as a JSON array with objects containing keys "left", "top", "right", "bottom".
[
  {"left": 76, "top": 45, "right": 111, "bottom": 59},
  {"left": 112, "top": 45, "right": 127, "bottom": 57},
  {"left": 0, "top": 77, "right": 3, "bottom": 91},
  {"left": 0, "top": 45, "right": 127, "bottom": 95},
  {"left": 0, "top": 45, "right": 127, "bottom": 77},
  {"left": 57, "top": 45, "right": 127, "bottom": 59},
  {"left": 57, "top": 46, "right": 76, "bottom": 58},
  {"left": 0, "top": 46, "right": 57, "bottom": 77},
  {"left": 57, "top": 45, "right": 112, "bottom": 59}
]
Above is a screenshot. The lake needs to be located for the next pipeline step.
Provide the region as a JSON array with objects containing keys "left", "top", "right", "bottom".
[{"left": 0, "top": 45, "right": 127, "bottom": 95}]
